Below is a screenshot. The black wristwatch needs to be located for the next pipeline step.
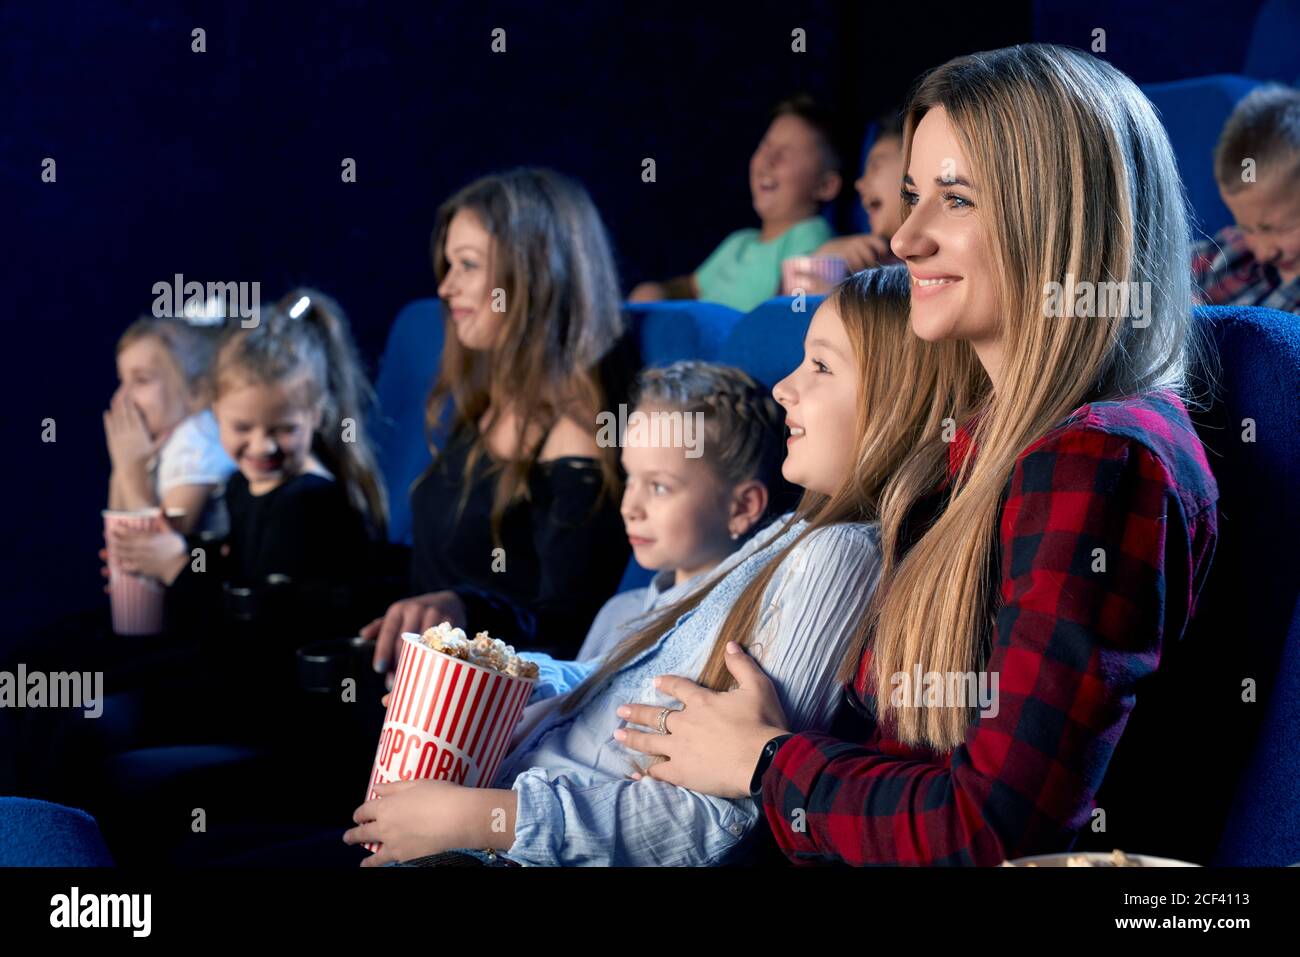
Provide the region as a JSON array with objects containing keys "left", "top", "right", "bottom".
[{"left": 748, "top": 733, "right": 795, "bottom": 798}]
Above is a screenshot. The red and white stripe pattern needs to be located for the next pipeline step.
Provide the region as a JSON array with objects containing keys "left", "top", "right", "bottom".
[
  {"left": 102, "top": 508, "right": 166, "bottom": 636},
  {"left": 362, "top": 632, "right": 535, "bottom": 853},
  {"left": 780, "top": 255, "right": 850, "bottom": 295}
]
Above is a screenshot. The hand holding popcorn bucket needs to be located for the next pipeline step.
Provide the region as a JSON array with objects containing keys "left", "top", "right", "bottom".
[
  {"left": 102, "top": 508, "right": 167, "bottom": 636},
  {"left": 361, "top": 626, "right": 537, "bottom": 854}
]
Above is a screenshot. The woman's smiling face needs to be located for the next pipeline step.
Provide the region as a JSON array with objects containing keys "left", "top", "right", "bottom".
[
  {"left": 890, "top": 107, "right": 1003, "bottom": 381},
  {"left": 437, "top": 208, "right": 505, "bottom": 352}
]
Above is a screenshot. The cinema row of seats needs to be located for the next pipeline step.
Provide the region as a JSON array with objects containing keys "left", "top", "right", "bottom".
[{"left": 4, "top": 292, "right": 1297, "bottom": 866}]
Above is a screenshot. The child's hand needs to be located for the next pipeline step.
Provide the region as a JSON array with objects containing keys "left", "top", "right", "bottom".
[
  {"left": 816, "top": 234, "right": 893, "bottom": 271},
  {"left": 103, "top": 386, "right": 164, "bottom": 473},
  {"left": 342, "top": 780, "right": 510, "bottom": 866},
  {"left": 107, "top": 525, "right": 188, "bottom": 584},
  {"left": 360, "top": 591, "right": 468, "bottom": 674},
  {"left": 784, "top": 267, "right": 837, "bottom": 296},
  {"left": 627, "top": 281, "right": 665, "bottom": 303},
  {"left": 99, "top": 548, "right": 113, "bottom": 594}
]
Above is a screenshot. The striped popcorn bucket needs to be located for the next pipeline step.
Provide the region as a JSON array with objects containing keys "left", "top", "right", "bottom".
[
  {"left": 362, "top": 632, "right": 535, "bottom": 853},
  {"left": 780, "top": 255, "right": 850, "bottom": 295},
  {"left": 102, "top": 508, "right": 166, "bottom": 636}
]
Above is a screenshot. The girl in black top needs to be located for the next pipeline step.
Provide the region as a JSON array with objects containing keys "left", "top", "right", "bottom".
[
  {"left": 8, "top": 289, "right": 386, "bottom": 817},
  {"left": 105, "top": 287, "right": 386, "bottom": 716},
  {"left": 364, "top": 169, "right": 636, "bottom": 668}
]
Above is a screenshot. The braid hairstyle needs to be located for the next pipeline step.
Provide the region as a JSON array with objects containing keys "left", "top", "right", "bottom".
[
  {"left": 560, "top": 265, "right": 979, "bottom": 715},
  {"left": 631, "top": 361, "right": 799, "bottom": 535}
]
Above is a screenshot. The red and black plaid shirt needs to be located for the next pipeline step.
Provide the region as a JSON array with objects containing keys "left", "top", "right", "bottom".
[
  {"left": 1192, "top": 226, "right": 1300, "bottom": 313},
  {"left": 758, "top": 390, "right": 1219, "bottom": 865}
]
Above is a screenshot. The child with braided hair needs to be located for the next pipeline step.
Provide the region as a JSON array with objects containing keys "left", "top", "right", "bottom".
[
  {"left": 343, "top": 265, "right": 981, "bottom": 866},
  {"left": 575, "top": 361, "right": 797, "bottom": 664}
]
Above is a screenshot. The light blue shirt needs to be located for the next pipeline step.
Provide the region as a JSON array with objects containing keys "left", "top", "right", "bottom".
[
  {"left": 497, "top": 512, "right": 883, "bottom": 866},
  {"left": 574, "top": 569, "right": 704, "bottom": 663}
]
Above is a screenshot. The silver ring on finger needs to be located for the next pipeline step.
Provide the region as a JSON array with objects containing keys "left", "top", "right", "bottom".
[{"left": 657, "top": 707, "right": 676, "bottom": 735}]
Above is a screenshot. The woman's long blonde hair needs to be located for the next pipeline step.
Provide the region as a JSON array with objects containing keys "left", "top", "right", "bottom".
[
  {"left": 560, "top": 265, "right": 980, "bottom": 714},
  {"left": 846, "top": 44, "right": 1205, "bottom": 750}
]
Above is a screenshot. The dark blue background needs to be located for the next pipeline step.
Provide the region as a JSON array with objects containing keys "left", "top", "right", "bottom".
[{"left": 1, "top": 1, "right": 1269, "bottom": 636}]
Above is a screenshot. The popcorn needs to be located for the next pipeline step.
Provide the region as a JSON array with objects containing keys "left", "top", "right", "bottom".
[
  {"left": 1000, "top": 848, "right": 1145, "bottom": 867},
  {"left": 468, "top": 631, "right": 508, "bottom": 672},
  {"left": 419, "top": 621, "right": 471, "bottom": 660},
  {"left": 505, "top": 656, "right": 540, "bottom": 680},
  {"left": 365, "top": 625, "right": 539, "bottom": 855},
  {"left": 418, "top": 623, "right": 539, "bottom": 680},
  {"left": 1066, "top": 849, "right": 1143, "bottom": 867}
]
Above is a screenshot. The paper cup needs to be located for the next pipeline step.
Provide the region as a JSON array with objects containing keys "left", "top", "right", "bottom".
[
  {"left": 102, "top": 508, "right": 166, "bottom": 636},
  {"left": 362, "top": 632, "right": 535, "bottom": 853},
  {"left": 781, "top": 255, "right": 850, "bottom": 295}
]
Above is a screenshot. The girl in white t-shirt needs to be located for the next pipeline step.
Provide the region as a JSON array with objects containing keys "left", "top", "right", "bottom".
[{"left": 105, "top": 316, "right": 235, "bottom": 536}]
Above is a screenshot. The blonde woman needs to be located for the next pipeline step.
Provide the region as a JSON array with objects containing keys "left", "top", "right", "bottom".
[
  {"left": 343, "top": 266, "right": 980, "bottom": 866},
  {"left": 619, "top": 44, "right": 1220, "bottom": 866}
]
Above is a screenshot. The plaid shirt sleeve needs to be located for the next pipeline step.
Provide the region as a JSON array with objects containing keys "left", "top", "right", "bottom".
[
  {"left": 1191, "top": 226, "right": 1300, "bottom": 312},
  {"left": 759, "top": 422, "right": 1215, "bottom": 865}
]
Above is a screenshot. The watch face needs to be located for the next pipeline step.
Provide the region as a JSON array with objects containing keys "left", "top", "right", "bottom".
[{"left": 750, "top": 735, "right": 790, "bottom": 796}]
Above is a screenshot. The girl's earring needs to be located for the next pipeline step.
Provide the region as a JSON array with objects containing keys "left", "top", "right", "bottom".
[{"left": 730, "top": 528, "right": 741, "bottom": 541}]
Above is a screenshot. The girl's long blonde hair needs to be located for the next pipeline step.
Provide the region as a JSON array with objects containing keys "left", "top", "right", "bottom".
[
  {"left": 846, "top": 44, "right": 1204, "bottom": 750},
  {"left": 561, "top": 265, "right": 981, "bottom": 714}
]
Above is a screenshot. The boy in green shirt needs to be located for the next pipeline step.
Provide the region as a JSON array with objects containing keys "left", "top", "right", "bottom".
[{"left": 629, "top": 96, "right": 842, "bottom": 312}]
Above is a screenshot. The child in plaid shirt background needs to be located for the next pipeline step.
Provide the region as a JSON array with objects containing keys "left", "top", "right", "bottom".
[{"left": 1193, "top": 84, "right": 1300, "bottom": 314}]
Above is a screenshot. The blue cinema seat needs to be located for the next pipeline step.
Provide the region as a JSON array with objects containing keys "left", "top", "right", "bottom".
[
  {"left": 1243, "top": 0, "right": 1300, "bottom": 86},
  {"left": 718, "top": 295, "right": 824, "bottom": 390},
  {"left": 1089, "top": 304, "right": 1300, "bottom": 864},
  {"left": 1217, "top": 593, "right": 1300, "bottom": 866},
  {"left": 0, "top": 797, "right": 114, "bottom": 866},
  {"left": 626, "top": 299, "right": 746, "bottom": 367},
  {"left": 1141, "top": 74, "right": 1264, "bottom": 238},
  {"left": 372, "top": 299, "right": 446, "bottom": 547},
  {"left": 1190, "top": 304, "right": 1300, "bottom": 865}
]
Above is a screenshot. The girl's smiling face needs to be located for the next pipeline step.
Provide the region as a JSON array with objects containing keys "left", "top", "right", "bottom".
[
  {"left": 772, "top": 301, "right": 860, "bottom": 497},
  {"left": 214, "top": 379, "right": 320, "bottom": 494},
  {"left": 891, "top": 107, "right": 1003, "bottom": 382},
  {"left": 437, "top": 208, "right": 504, "bottom": 352},
  {"left": 116, "top": 335, "right": 193, "bottom": 439}
]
